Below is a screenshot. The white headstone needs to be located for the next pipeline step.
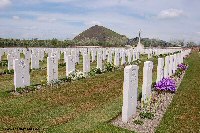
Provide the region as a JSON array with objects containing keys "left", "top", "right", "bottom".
[
  {"left": 31, "top": 53, "right": 40, "bottom": 69},
  {"left": 97, "top": 53, "right": 103, "bottom": 70},
  {"left": 121, "top": 52, "right": 126, "bottom": 65},
  {"left": 122, "top": 65, "right": 139, "bottom": 123},
  {"left": 164, "top": 56, "right": 170, "bottom": 78},
  {"left": 169, "top": 55, "right": 173, "bottom": 76},
  {"left": 91, "top": 50, "right": 96, "bottom": 62},
  {"left": 172, "top": 54, "right": 177, "bottom": 74},
  {"left": 142, "top": 61, "right": 153, "bottom": 102},
  {"left": 114, "top": 51, "right": 120, "bottom": 66},
  {"left": 7, "top": 52, "right": 20, "bottom": 70},
  {"left": 156, "top": 58, "right": 164, "bottom": 83},
  {"left": 83, "top": 54, "right": 90, "bottom": 73},
  {"left": 107, "top": 51, "right": 112, "bottom": 63},
  {"left": 14, "top": 59, "right": 30, "bottom": 91},
  {"left": 127, "top": 51, "right": 132, "bottom": 64},
  {"left": 66, "top": 55, "right": 75, "bottom": 76},
  {"left": 102, "top": 49, "right": 106, "bottom": 60},
  {"left": 47, "top": 57, "right": 58, "bottom": 83}
]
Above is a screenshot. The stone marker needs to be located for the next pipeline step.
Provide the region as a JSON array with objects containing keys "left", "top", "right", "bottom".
[
  {"left": 122, "top": 65, "right": 139, "bottom": 123},
  {"left": 66, "top": 55, "right": 75, "bottom": 76},
  {"left": 169, "top": 55, "right": 173, "bottom": 76},
  {"left": 83, "top": 54, "right": 90, "bottom": 74},
  {"left": 114, "top": 51, "right": 120, "bottom": 66},
  {"left": 164, "top": 56, "right": 170, "bottom": 78},
  {"left": 31, "top": 53, "right": 40, "bottom": 69},
  {"left": 14, "top": 59, "right": 30, "bottom": 91},
  {"left": 142, "top": 61, "right": 153, "bottom": 102},
  {"left": 121, "top": 52, "right": 126, "bottom": 65},
  {"left": 91, "top": 50, "right": 96, "bottom": 62},
  {"left": 97, "top": 53, "right": 103, "bottom": 70},
  {"left": 127, "top": 51, "right": 132, "bottom": 63},
  {"left": 47, "top": 57, "right": 58, "bottom": 83},
  {"left": 156, "top": 58, "right": 164, "bottom": 83},
  {"left": 107, "top": 50, "right": 112, "bottom": 63}
]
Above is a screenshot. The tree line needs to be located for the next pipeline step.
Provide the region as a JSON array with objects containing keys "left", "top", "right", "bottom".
[{"left": 0, "top": 38, "right": 198, "bottom": 48}]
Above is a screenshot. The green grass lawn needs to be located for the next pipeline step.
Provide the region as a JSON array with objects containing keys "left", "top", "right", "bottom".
[
  {"left": 0, "top": 54, "right": 158, "bottom": 133},
  {"left": 1, "top": 51, "right": 198, "bottom": 133},
  {"left": 156, "top": 52, "right": 200, "bottom": 133}
]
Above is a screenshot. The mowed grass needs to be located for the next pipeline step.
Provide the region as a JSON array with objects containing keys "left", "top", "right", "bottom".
[
  {"left": 0, "top": 54, "right": 158, "bottom": 132},
  {"left": 156, "top": 52, "right": 200, "bottom": 133}
]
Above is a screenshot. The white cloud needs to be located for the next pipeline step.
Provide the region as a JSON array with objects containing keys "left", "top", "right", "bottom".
[
  {"left": 85, "top": 21, "right": 102, "bottom": 26},
  {"left": 23, "top": 26, "right": 37, "bottom": 30},
  {"left": 0, "top": 0, "right": 11, "bottom": 9},
  {"left": 37, "top": 16, "right": 57, "bottom": 23},
  {"left": 12, "top": 16, "right": 20, "bottom": 20},
  {"left": 43, "top": 0, "right": 74, "bottom": 2},
  {"left": 158, "top": 9, "right": 185, "bottom": 19}
]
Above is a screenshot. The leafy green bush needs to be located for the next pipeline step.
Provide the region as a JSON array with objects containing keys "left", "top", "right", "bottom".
[
  {"left": 16, "top": 87, "right": 23, "bottom": 92},
  {"left": 60, "top": 77, "right": 72, "bottom": 82},
  {"left": 133, "top": 119, "right": 144, "bottom": 125},
  {"left": 3, "top": 69, "right": 14, "bottom": 74},
  {"left": 68, "top": 70, "right": 86, "bottom": 80},
  {"left": 139, "top": 111, "right": 154, "bottom": 119},
  {"left": 89, "top": 68, "right": 102, "bottom": 76},
  {"left": 105, "top": 63, "right": 115, "bottom": 72},
  {"left": 58, "top": 63, "right": 66, "bottom": 67},
  {"left": 174, "top": 69, "right": 183, "bottom": 78},
  {"left": 0, "top": 60, "right": 8, "bottom": 66},
  {"left": 40, "top": 80, "right": 47, "bottom": 86}
]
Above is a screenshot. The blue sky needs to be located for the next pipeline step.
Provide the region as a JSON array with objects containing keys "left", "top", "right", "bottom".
[{"left": 0, "top": 0, "right": 200, "bottom": 42}]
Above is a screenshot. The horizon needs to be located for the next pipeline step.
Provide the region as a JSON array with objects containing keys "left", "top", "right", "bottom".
[{"left": 0, "top": 0, "right": 199, "bottom": 43}]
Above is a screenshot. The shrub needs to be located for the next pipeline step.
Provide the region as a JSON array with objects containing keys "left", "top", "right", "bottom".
[
  {"left": 174, "top": 69, "right": 183, "bottom": 78},
  {"left": 40, "top": 80, "right": 46, "bottom": 86},
  {"left": 139, "top": 111, "right": 154, "bottom": 119},
  {"left": 58, "top": 63, "right": 66, "bottom": 67},
  {"left": 0, "top": 60, "right": 8, "bottom": 66},
  {"left": 105, "top": 62, "right": 115, "bottom": 72},
  {"left": 49, "top": 79, "right": 62, "bottom": 86},
  {"left": 60, "top": 77, "right": 72, "bottom": 82},
  {"left": 3, "top": 69, "right": 14, "bottom": 74},
  {"left": 133, "top": 120, "right": 144, "bottom": 125},
  {"left": 68, "top": 70, "right": 86, "bottom": 80},
  {"left": 89, "top": 68, "right": 102, "bottom": 76}
]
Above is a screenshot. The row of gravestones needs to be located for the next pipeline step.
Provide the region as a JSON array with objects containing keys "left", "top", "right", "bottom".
[
  {"left": 0, "top": 47, "right": 182, "bottom": 70},
  {"left": 13, "top": 48, "right": 142, "bottom": 91},
  {"left": 0, "top": 47, "right": 182, "bottom": 91},
  {"left": 122, "top": 49, "right": 191, "bottom": 123}
]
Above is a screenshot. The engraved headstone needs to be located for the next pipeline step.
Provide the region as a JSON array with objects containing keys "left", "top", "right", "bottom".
[
  {"left": 122, "top": 65, "right": 139, "bottom": 123},
  {"left": 164, "top": 56, "right": 170, "bottom": 78},
  {"left": 47, "top": 57, "right": 58, "bottom": 83},
  {"left": 142, "top": 61, "right": 153, "bottom": 102},
  {"left": 156, "top": 58, "right": 164, "bottom": 83},
  {"left": 83, "top": 54, "right": 90, "bottom": 73},
  {"left": 66, "top": 55, "right": 75, "bottom": 76},
  {"left": 97, "top": 53, "right": 103, "bottom": 70},
  {"left": 14, "top": 59, "right": 30, "bottom": 91}
]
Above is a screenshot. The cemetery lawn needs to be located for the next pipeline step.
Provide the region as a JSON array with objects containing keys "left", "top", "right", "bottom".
[
  {"left": 0, "top": 55, "right": 157, "bottom": 133},
  {"left": 156, "top": 52, "right": 200, "bottom": 133}
]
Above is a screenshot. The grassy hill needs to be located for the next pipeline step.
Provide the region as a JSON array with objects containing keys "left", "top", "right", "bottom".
[{"left": 73, "top": 25, "right": 128, "bottom": 47}]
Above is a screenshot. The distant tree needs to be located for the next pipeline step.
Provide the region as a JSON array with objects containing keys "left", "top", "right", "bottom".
[{"left": 186, "top": 41, "right": 197, "bottom": 47}]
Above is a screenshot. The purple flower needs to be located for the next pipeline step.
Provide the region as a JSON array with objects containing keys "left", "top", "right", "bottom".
[
  {"left": 155, "top": 78, "right": 176, "bottom": 93},
  {"left": 177, "top": 63, "right": 188, "bottom": 71}
]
